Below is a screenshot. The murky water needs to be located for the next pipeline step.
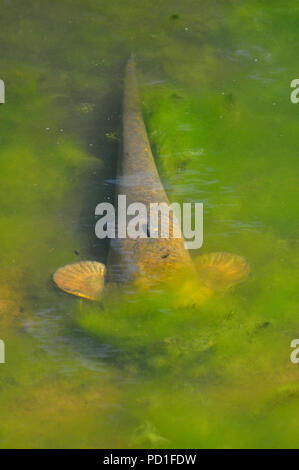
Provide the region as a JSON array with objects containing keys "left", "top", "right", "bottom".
[{"left": 0, "top": 0, "right": 298, "bottom": 448}]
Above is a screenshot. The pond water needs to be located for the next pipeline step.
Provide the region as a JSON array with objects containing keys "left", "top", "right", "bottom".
[{"left": 0, "top": 0, "right": 298, "bottom": 448}]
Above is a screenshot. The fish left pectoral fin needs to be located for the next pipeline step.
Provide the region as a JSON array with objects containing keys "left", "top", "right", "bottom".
[{"left": 193, "top": 251, "right": 250, "bottom": 291}]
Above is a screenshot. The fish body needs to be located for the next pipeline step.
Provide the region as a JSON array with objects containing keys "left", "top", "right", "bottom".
[
  {"left": 53, "top": 57, "right": 249, "bottom": 301},
  {"left": 107, "top": 56, "right": 194, "bottom": 287}
]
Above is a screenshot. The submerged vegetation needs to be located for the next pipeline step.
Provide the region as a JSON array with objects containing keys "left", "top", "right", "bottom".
[{"left": 0, "top": 0, "right": 298, "bottom": 448}]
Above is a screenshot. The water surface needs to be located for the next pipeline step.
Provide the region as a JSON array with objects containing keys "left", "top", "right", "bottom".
[{"left": 0, "top": 0, "right": 298, "bottom": 448}]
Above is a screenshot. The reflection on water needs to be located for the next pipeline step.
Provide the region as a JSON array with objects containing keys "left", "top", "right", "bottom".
[
  {"left": 0, "top": 0, "right": 298, "bottom": 449},
  {"left": 23, "top": 306, "right": 117, "bottom": 374}
]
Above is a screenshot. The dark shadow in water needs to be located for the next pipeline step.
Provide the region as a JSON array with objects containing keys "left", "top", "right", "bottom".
[{"left": 72, "top": 75, "right": 124, "bottom": 265}]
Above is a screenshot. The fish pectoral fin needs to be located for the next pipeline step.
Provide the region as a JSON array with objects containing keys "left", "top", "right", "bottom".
[
  {"left": 53, "top": 261, "right": 106, "bottom": 300},
  {"left": 193, "top": 251, "right": 250, "bottom": 291}
]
